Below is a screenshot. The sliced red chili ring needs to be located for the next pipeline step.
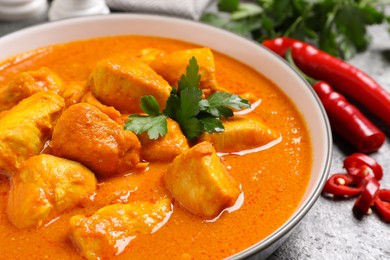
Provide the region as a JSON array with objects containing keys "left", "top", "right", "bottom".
[
  {"left": 374, "top": 189, "right": 390, "bottom": 222},
  {"left": 322, "top": 173, "right": 364, "bottom": 197},
  {"left": 353, "top": 178, "right": 380, "bottom": 216},
  {"left": 343, "top": 153, "right": 383, "bottom": 181}
]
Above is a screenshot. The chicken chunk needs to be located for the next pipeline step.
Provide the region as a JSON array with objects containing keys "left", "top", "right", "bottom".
[
  {"left": 81, "top": 92, "right": 123, "bottom": 125},
  {"left": 61, "top": 81, "right": 89, "bottom": 108},
  {"left": 0, "top": 67, "right": 64, "bottom": 112},
  {"left": 89, "top": 58, "right": 171, "bottom": 114},
  {"left": 163, "top": 141, "right": 240, "bottom": 219},
  {"left": 133, "top": 48, "right": 166, "bottom": 65},
  {"left": 138, "top": 118, "right": 189, "bottom": 162},
  {"left": 50, "top": 103, "right": 141, "bottom": 178},
  {"left": 7, "top": 154, "right": 97, "bottom": 229},
  {"left": 69, "top": 198, "right": 172, "bottom": 259},
  {"left": 150, "top": 48, "right": 218, "bottom": 96},
  {"left": 0, "top": 91, "right": 65, "bottom": 176},
  {"left": 199, "top": 116, "right": 280, "bottom": 153}
]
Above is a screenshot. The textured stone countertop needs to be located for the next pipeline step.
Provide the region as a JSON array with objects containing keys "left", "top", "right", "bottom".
[{"left": 1, "top": 10, "right": 389, "bottom": 260}]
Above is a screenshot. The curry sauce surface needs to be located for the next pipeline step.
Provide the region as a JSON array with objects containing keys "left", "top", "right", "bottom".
[{"left": 0, "top": 35, "right": 312, "bottom": 259}]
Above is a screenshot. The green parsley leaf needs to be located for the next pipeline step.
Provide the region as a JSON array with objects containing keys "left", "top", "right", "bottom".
[
  {"left": 207, "top": 91, "right": 251, "bottom": 111},
  {"left": 168, "top": 60, "right": 204, "bottom": 140},
  {"left": 202, "top": 91, "right": 250, "bottom": 118},
  {"left": 125, "top": 95, "right": 167, "bottom": 139},
  {"left": 201, "top": 13, "right": 229, "bottom": 28},
  {"left": 231, "top": 3, "right": 263, "bottom": 20},
  {"left": 218, "top": 0, "right": 240, "bottom": 12},
  {"left": 179, "top": 117, "right": 204, "bottom": 140},
  {"left": 202, "top": 0, "right": 390, "bottom": 60},
  {"left": 125, "top": 57, "right": 250, "bottom": 141},
  {"left": 177, "top": 57, "right": 201, "bottom": 91},
  {"left": 124, "top": 114, "right": 167, "bottom": 140},
  {"left": 199, "top": 116, "right": 225, "bottom": 133},
  {"left": 208, "top": 105, "right": 234, "bottom": 118},
  {"left": 140, "top": 95, "right": 162, "bottom": 116},
  {"left": 177, "top": 87, "right": 203, "bottom": 120},
  {"left": 164, "top": 91, "right": 180, "bottom": 119},
  {"left": 360, "top": 5, "right": 386, "bottom": 25}
]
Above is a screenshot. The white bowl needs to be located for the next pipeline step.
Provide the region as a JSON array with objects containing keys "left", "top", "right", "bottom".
[{"left": 0, "top": 14, "right": 332, "bottom": 259}]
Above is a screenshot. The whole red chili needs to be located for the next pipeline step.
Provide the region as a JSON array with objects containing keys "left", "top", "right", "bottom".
[
  {"left": 353, "top": 178, "right": 380, "bottom": 216},
  {"left": 284, "top": 50, "right": 385, "bottom": 153},
  {"left": 375, "top": 189, "right": 390, "bottom": 222},
  {"left": 343, "top": 153, "right": 383, "bottom": 181},
  {"left": 322, "top": 173, "right": 364, "bottom": 197},
  {"left": 263, "top": 37, "right": 390, "bottom": 129},
  {"left": 312, "top": 82, "right": 385, "bottom": 154}
]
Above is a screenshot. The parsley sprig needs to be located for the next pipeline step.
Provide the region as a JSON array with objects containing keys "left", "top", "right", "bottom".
[
  {"left": 124, "top": 57, "right": 250, "bottom": 140},
  {"left": 202, "top": 0, "right": 390, "bottom": 59}
]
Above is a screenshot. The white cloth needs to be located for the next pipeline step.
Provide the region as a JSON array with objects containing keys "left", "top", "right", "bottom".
[
  {"left": 105, "top": 0, "right": 215, "bottom": 20},
  {"left": 48, "top": 0, "right": 110, "bottom": 21}
]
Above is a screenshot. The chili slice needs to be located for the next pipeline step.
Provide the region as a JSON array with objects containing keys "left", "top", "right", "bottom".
[
  {"left": 322, "top": 173, "right": 364, "bottom": 197},
  {"left": 375, "top": 189, "right": 390, "bottom": 222},
  {"left": 353, "top": 178, "right": 380, "bottom": 216},
  {"left": 263, "top": 37, "right": 390, "bottom": 129},
  {"left": 343, "top": 153, "right": 383, "bottom": 181}
]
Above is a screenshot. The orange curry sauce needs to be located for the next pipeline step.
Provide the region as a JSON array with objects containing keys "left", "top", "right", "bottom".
[{"left": 0, "top": 36, "right": 312, "bottom": 259}]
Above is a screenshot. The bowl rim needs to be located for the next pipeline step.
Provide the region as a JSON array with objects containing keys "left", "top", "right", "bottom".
[{"left": 0, "top": 13, "right": 333, "bottom": 259}]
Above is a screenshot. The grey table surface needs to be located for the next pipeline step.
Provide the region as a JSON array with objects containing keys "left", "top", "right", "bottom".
[{"left": 1, "top": 10, "right": 389, "bottom": 260}]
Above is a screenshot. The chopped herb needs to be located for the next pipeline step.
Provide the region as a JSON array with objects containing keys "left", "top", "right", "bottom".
[{"left": 124, "top": 57, "right": 250, "bottom": 140}]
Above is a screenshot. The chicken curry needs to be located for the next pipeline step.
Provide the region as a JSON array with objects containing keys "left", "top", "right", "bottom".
[{"left": 0, "top": 35, "right": 312, "bottom": 259}]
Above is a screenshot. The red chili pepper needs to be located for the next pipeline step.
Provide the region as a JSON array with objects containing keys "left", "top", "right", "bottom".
[
  {"left": 263, "top": 37, "right": 390, "bottom": 129},
  {"left": 343, "top": 153, "right": 383, "bottom": 181},
  {"left": 322, "top": 173, "right": 364, "bottom": 197},
  {"left": 284, "top": 50, "right": 385, "bottom": 154},
  {"left": 313, "top": 81, "right": 385, "bottom": 154},
  {"left": 353, "top": 178, "right": 380, "bottom": 216},
  {"left": 375, "top": 189, "right": 390, "bottom": 222}
]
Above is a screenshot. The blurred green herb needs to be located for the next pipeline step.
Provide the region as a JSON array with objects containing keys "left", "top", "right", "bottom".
[
  {"left": 218, "top": 0, "right": 240, "bottom": 12},
  {"left": 201, "top": 0, "right": 390, "bottom": 59}
]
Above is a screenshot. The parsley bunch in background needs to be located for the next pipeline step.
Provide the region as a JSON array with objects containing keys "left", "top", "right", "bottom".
[{"left": 201, "top": 0, "right": 390, "bottom": 59}]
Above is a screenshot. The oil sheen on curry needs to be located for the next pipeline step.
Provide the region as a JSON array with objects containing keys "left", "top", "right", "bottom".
[{"left": 0, "top": 35, "right": 312, "bottom": 259}]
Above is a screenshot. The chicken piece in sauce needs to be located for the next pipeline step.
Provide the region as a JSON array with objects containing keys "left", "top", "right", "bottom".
[
  {"left": 61, "top": 81, "right": 89, "bottom": 108},
  {"left": 50, "top": 103, "right": 141, "bottom": 178},
  {"left": 199, "top": 116, "right": 280, "bottom": 153},
  {"left": 138, "top": 118, "right": 189, "bottom": 162},
  {"left": 0, "top": 91, "right": 64, "bottom": 176},
  {"left": 69, "top": 198, "right": 172, "bottom": 260},
  {"left": 133, "top": 48, "right": 166, "bottom": 64},
  {"left": 89, "top": 58, "right": 171, "bottom": 114},
  {"left": 163, "top": 141, "right": 240, "bottom": 219},
  {"left": 81, "top": 91, "right": 123, "bottom": 125},
  {"left": 150, "top": 48, "right": 218, "bottom": 96},
  {"left": 0, "top": 67, "right": 64, "bottom": 112},
  {"left": 7, "top": 154, "right": 97, "bottom": 229}
]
